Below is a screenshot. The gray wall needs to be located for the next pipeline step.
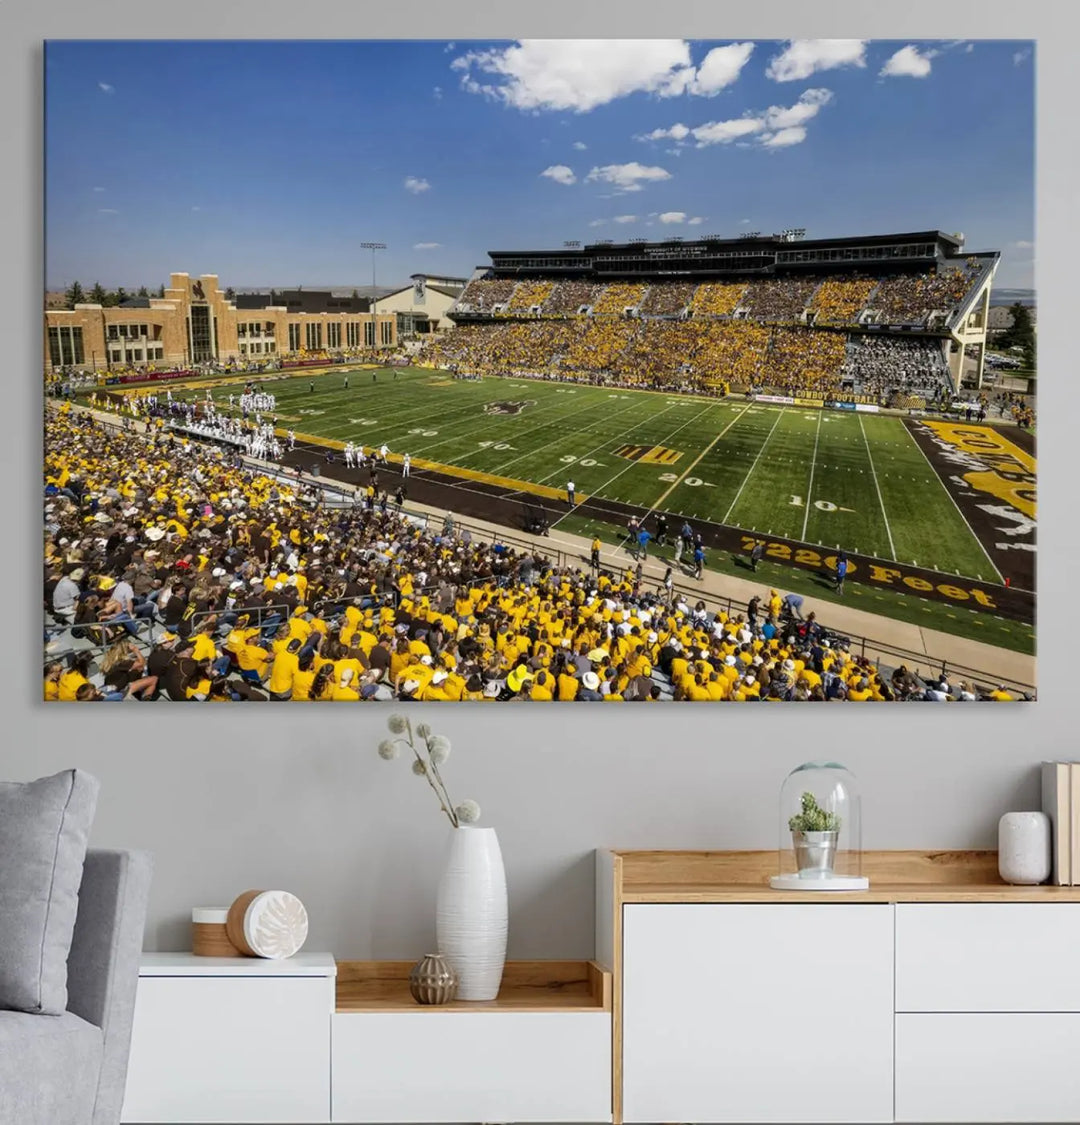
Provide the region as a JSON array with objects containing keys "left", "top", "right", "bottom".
[{"left": 5, "top": 5, "right": 1071, "bottom": 961}]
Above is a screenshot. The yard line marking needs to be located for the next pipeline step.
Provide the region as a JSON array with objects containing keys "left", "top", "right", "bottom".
[
  {"left": 904, "top": 421, "right": 1003, "bottom": 582},
  {"left": 531, "top": 400, "right": 684, "bottom": 486},
  {"left": 490, "top": 393, "right": 653, "bottom": 476},
  {"left": 565, "top": 399, "right": 730, "bottom": 520},
  {"left": 858, "top": 415, "right": 897, "bottom": 561},
  {"left": 648, "top": 402, "right": 754, "bottom": 513},
  {"left": 801, "top": 411, "right": 822, "bottom": 542},
  {"left": 412, "top": 384, "right": 612, "bottom": 463},
  {"left": 723, "top": 408, "right": 784, "bottom": 524}
]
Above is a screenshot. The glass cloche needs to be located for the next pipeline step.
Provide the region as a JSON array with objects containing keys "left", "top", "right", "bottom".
[{"left": 770, "top": 762, "right": 868, "bottom": 891}]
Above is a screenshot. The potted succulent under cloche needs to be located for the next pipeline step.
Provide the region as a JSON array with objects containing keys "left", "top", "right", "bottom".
[{"left": 788, "top": 791, "right": 842, "bottom": 877}]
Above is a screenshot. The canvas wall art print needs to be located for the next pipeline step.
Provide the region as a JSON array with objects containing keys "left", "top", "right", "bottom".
[{"left": 42, "top": 38, "right": 1036, "bottom": 702}]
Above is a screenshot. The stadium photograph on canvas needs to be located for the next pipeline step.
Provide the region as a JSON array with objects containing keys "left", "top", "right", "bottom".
[{"left": 43, "top": 39, "right": 1035, "bottom": 703}]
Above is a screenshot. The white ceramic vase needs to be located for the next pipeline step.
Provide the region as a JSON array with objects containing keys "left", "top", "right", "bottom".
[
  {"left": 998, "top": 811, "right": 1051, "bottom": 885},
  {"left": 435, "top": 825, "right": 507, "bottom": 1001}
]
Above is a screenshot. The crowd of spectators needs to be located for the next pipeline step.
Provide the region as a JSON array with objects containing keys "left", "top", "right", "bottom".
[
  {"left": 422, "top": 318, "right": 842, "bottom": 392},
  {"left": 739, "top": 277, "right": 820, "bottom": 322},
  {"left": 453, "top": 268, "right": 986, "bottom": 329},
  {"left": 868, "top": 262, "right": 984, "bottom": 326},
  {"left": 840, "top": 337, "right": 951, "bottom": 397},
  {"left": 505, "top": 281, "right": 554, "bottom": 312},
  {"left": 761, "top": 328, "right": 849, "bottom": 394},
  {"left": 46, "top": 404, "right": 1024, "bottom": 702},
  {"left": 638, "top": 282, "right": 697, "bottom": 317},
  {"left": 540, "top": 281, "right": 600, "bottom": 315},
  {"left": 810, "top": 277, "right": 877, "bottom": 325},
  {"left": 689, "top": 282, "right": 747, "bottom": 318},
  {"left": 591, "top": 283, "right": 647, "bottom": 316},
  {"left": 456, "top": 278, "right": 519, "bottom": 311}
]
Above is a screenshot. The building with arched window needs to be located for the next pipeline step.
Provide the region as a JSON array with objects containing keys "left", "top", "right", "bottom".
[{"left": 44, "top": 272, "right": 396, "bottom": 372}]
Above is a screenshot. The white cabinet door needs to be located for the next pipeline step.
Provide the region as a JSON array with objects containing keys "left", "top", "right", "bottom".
[
  {"left": 896, "top": 1013, "right": 1080, "bottom": 1122},
  {"left": 332, "top": 1011, "right": 611, "bottom": 1123},
  {"left": 895, "top": 904, "right": 1080, "bottom": 1012},
  {"left": 121, "top": 976, "right": 332, "bottom": 1123},
  {"left": 622, "top": 903, "right": 894, "bottom": 1124}
]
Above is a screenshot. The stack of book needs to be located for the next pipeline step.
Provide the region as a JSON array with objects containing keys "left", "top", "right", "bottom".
[{"left": 1041, "top": 761, "right": 1080, "bottom": 885}]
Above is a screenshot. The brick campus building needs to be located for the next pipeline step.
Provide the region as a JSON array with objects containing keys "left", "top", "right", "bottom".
[{"left": 44, "top": 273, "right": 397, "bottom": 373}]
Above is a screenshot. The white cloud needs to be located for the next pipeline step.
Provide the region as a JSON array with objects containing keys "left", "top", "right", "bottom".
[
  {"left": 444, "top": 42, "right": 455, "bottom": 52},
  {"left": 450, "top": 39, "right": 754, "bottom": 114},
  {"left": 433, "top": 86, "right": 443, "bottom": 100},
  {"left": 690, "top": 118, "right": 762, "bottom": 145},
  {"left": 585, "top": 162, "right": 672, "bottom": 192},
  {"left": 588, "top": 219, "right": 606, "bottom": 227},
  {"left": 92, "top": 186, "right": 105, "bottom": 192},
  {"left": 403, "top": 176, "right": 431, "bottom": 194},
  {"left": 690, "top": 42, "right": 755, "bottom": 95},
  {"left": 966, "top": 43, "right": 975, "bottom": 53},
  {"left": 1012, "top": 240, "right": 1034, "bottom": 250},
  {"left": 572, "top": 141, "right": 587, "bottom": 150},
  {"left": 638, "top": 122, "right": 691, "bottom": 142},
  {"left": 191, "top": 206, "right": 201, "bottom": 212},
  {"left": 452, "top": 40, "right": 694, "bottom": 112},
  {"left": 540, "top": 164, "right": 577, "bottom": 185},
  {"left": 765, "top": 40, "right": 866, "bottom": 82},
  {"left": 740, "top": 218, "right": 751, "bottom": 224},
  {"left": 761, "top": 127, "right": 807, "bottom": 147},
  {"left": 97, "top": 208, "right": 118, "bottom": 214},
  {"left": 659, "top": 212, "right": 687, "bottom": 224},
  {"left": 1013, "top": 48, "right": 1032, "bottom": 66},
  {"left": 98, "top": 81, "right": 114, "bottom": 93},
  {"left": 687, "top": 216, "right": 705, "bottom": 225},
  {"left": 669, "top": 88, "right": 834, "bottom": 150},
  {"left": 413, "top": 242, "right": 441, "bottom": 250},
  {"left": 880, "top": 45, "right": 937, "bottom": 78},
  {"left": 763, "top": 87, "right": 833, "bottom": 129},
  {"left": 613, "top": 214, "right": 638, "bottom": 223}
]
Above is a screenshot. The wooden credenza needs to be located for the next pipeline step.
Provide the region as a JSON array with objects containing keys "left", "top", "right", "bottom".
[{"left": 597, "top": 850, "right": 1080, "bottom": 1125}]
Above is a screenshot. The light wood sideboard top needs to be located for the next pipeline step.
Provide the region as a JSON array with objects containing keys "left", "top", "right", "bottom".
[{"left": 604, "top": 850, "right": 1080, "bottom": 903}]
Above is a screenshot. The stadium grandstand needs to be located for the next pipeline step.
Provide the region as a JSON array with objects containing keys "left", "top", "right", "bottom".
[
  {"left": 420, "top": 229, "right": 997, "bottom": 406},
  {"left": 42, "top": 405, "right": 1024, "bottom": 702}
]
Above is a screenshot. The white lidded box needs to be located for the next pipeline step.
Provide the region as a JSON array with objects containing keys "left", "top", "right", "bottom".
[{"left": 191, "top": 906, "right": 242, "bottom": 957}]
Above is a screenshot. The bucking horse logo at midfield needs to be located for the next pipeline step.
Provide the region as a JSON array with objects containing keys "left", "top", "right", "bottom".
[{"left": 482, "top": 400, "right": 535, "bottom": 416}]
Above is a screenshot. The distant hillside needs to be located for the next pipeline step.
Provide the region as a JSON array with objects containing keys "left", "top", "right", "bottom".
[{"left": 990, "top": 288, "right": 1035, "bottom": 307}]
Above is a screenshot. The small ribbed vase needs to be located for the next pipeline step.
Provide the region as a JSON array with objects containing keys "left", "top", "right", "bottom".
[
  {"left": 998, "top": 811, "right": 1051, "bottom": 885},
  {"left": 409, "top": 953, "right": 458, "bottom": 1005},
  {"left": 435, "top": 825, "right": 507, "bottom": 1001}
]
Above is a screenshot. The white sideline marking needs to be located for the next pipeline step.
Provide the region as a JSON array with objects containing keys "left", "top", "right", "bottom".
[
  {"left": 859, "top": 415, "right": 897, "bottom": 561},
  {"left": 904, "top": 423, "right": 1003, "bottom": 582}
]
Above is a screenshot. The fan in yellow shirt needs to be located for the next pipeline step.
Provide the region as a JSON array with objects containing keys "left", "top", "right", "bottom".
[{"left": 267, "top": 638, "right": 303, "bottom": 698}]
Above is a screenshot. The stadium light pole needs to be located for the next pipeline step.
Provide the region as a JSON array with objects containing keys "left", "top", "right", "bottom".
[{"left": 360, "top": 241, "right": 386, "bottom": 348}]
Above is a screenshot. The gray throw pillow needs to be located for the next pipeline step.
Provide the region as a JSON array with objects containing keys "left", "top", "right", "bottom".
[{"left": 0, "top": 769, "right": 100, "bottom": 1014}]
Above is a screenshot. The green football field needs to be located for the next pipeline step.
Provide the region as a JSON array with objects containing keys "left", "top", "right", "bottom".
[{"left": 169, "top": 366, "right": 1000, "bottom": 582}]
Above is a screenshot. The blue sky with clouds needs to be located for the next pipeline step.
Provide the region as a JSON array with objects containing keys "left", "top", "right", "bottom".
[{"left": 44, "top": 38, "right": 1035, "bottom": 291}]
